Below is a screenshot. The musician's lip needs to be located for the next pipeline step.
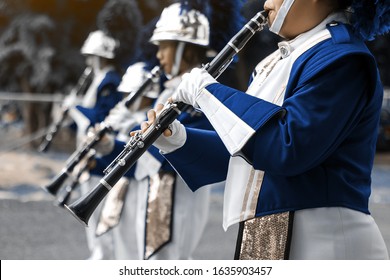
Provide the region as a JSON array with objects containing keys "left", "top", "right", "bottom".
[{"left": 265, "top": 9, "right": 274, "bottom": 19}]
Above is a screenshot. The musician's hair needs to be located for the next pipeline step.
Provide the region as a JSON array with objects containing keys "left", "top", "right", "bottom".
[
  {"left": 182, "top": 43, "right": 208, "bottom": 69},
  {"left": 337, "top": 0, "right": 353, "bottom": 10},
  {"left": 329, "top": 0, "right": 389, "bottom": 41}
]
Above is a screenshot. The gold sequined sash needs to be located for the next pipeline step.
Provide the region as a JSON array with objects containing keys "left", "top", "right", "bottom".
[
  {"left": 144, "top": 172, "right": 176, "bottom": 259},
  {"left": 235, "top": 212, "right": 294, "bottom": 260},
  {"left": 95, "top": 177, "right": 129, "bottom": 237}
]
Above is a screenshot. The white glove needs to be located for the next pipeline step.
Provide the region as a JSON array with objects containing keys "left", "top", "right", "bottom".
[
  {"left": 86, "top": 124, "right": 115, "bottom": 156},
  {"left": 68, "top": 107, "right": 90, "bottom": 140},
  {"left": 63, "top": 92, "right": 80, "bottom": 108},
  {"left": 105, "top": 101, "right": 138, "bottom": 132},
  {"left": 172, "top": 68, "right": 218, "bottom": 108},
  {"left": 153, "top": 119, "right": 187, "bottom": 154}
]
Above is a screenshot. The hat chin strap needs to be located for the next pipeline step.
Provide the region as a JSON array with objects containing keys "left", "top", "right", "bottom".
[
  {"left": 168, "top": 41, "right": 185, "bottom": 79},
  {"left": 269, "top": 0, "right": 296, "bottom": 36},
  {"left": 86, "top": 55, "right": 103, "bottom": 75}
]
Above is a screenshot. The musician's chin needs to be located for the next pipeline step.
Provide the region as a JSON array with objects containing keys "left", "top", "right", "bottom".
[{"left": 163, "top": 67, "right": 171, "bottom": 76}]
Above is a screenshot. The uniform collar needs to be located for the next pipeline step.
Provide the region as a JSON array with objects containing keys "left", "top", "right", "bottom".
[{"left": 277, "top": 12, "right": 348, "bottom": 59}]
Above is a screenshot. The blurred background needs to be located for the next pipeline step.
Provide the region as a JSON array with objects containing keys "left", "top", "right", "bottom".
[{"left": 0, "top": 0, "right": 389, "bottom": 260}]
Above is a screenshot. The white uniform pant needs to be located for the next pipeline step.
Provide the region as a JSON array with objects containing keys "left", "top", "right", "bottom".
[
  {"left": 111, "top": 178, "right": 147, "bottom": 259},
  {"left": 289, "top": 207, "right": 389, "bottom": 259},
  {"left": 111, "top": 175, "right": 211, "bottom": 260}
]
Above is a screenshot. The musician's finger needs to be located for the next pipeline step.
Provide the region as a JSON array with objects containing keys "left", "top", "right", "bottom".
[
  {"left": 147, "top": 109, "right": 156, "bottom": 123},
  {"left": 155, "top": 103, "right": 164, "bottom": 114},
  {"left": 163, "top": 124, "right": 173, "bottom": 137},
  {"left": 129, "top": 130, "right": 140, "bottom": 137},
  {"left": 153, "top": 104, "right": 172, "bottom": 136},
  {"left": 141, "top": 121, "right": 150, "bottom": 132}
]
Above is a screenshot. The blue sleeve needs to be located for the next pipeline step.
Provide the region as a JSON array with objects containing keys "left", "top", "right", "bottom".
[
  {"left": 205, "top": 83, "right": 286, "bottom": 132},
  {"left": 164, "top": 127, "right": 230, "bottom": 191},
  {"left": 76, "top": 71, "right": 122, "bottom": 125},
  {"left": 76, "top": 86, "right": 123, "bottom": 125},
  {"left": 235, "top": 55, "right": 372, "bottom": 176}
]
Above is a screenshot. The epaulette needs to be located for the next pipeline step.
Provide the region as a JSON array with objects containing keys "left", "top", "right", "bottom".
[{"left": 327, "top": 22, "right": 351, "bottom": 44}]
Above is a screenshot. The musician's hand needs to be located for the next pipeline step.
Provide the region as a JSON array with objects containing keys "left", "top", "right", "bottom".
[
  {"left": 131, "top": 103, "right": 187, "bottom": 154},
  {"left": 87, "top": 124, "right": 115, "bottom": 156},
  {"left": 131, "top": 104, "right": 168, "bottom": 136},
  {"left": 172, "top": 68, "right": 217, "bottom": 108},
  {"left": 63, "top": 92, "right": 79, "bottom": 108}
]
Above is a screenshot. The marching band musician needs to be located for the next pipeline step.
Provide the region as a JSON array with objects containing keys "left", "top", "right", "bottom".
[
  {"left": 64, "top": 30, "right": 122, "bottom": 142},
  {"left": 91, "top": 46, "right": 161, "bottom": 259},
  {"left": 144, "top": 0, "right": 390, "bottom": 259},
  {"left": 84, "top": 15, "right": 162, "bottom": 260},
  {"left": 91, "top": 63, "right": 159, "bottom": 259},
  {"left": 140, "top": 2, "right": 213, "bottom": 260},
  {"left": 64, "top": 30, "right": 122, "bottom": 260},
  {"left": 90, "top": 2, "right": 218, "bottom": 260}
]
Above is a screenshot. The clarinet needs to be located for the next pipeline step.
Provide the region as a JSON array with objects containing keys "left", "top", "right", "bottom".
[
  {"left": 65, "top": 11, "right": 269, "bottom": 226},
  {"left": 55, "top": 150, "right": 96, "bottom": 208},
  {"left": 43, "top": 65, "right": 161, "bottom": 196},
  {"left": 38, "top": 67, "right": 94, "bottom": 153}
]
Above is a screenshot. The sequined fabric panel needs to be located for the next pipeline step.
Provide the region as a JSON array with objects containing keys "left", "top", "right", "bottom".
[
  {"left": 144, "top": 172, "right": 175, "bottom": 259},
  {"left": 239, "top": 212, "right": 292, "bottom": 260},
  {"left": 95, "top": 178, "right": 129, "bottom": 237}
]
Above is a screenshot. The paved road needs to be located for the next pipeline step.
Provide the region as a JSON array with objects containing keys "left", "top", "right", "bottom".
[
  {"left": 0, "top": 193, "right": 389, "bottom": 260},
  {"left": 0, "top": 151, "right": 389, "bottom": 260},
  {"left": 0, "top": 190, "right": 237, "bottom": 260}
]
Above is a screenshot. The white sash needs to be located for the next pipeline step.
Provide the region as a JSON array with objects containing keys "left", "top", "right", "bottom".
[
  {"left": 82, "top": 66, "right": 114, "bottom": 108},
  {"left": 222, "top": 28, "right": 332, "bottom": 230}
]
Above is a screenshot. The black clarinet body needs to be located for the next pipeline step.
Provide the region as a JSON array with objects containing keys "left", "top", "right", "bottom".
[
  {"left": 38, "top": 67, "right": 94, "bottom": 153},
  {"left": 205, "top": 11, "right": 269, "bottom": 78},
  {"left": 43, "top": 126, "right": 108, "bottom": 196},
  {"left": 56, "top": 150, "right": 96, "bottom": 207},
  {"left": 43, "top": 66, "right": 161, "bottom": 197},
  {"left": 65, "top": 102, "right": 185, "bottom": 225},
  {"left": 65, "top": 11, "right": 269, "bottom": 226},
  {"left": 124, "top": 65, "right": 161, "bottom": 107}
]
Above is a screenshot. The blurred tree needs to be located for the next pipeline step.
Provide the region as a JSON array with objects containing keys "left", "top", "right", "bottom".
[
  {"left": 0, "top": 0, "right": 107, "bottom": 148},
  {"left": 0, "top": 0, "right": 108, "bottom": 85},
  {"left": 0, "top": 14, "right": 59, "bottom": 146},
  {"left": 0, "top": 14, "right": 59, "bottom": 91}
]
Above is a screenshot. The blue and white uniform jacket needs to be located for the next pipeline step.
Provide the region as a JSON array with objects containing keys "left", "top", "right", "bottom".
[
  {"left": 75, "top": 68, "right": 122, "bottom": 126},
  {"left": 164, "top": 14, "right": 384, "bottom": 230}
]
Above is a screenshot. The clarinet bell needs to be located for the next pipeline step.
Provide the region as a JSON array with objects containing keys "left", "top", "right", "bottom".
[
  {"left": 65, "top": 182, "right": 110, "bottom": 226},
  {"left": 43, "top": 171, "right": 69, "bottom": 196}
]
